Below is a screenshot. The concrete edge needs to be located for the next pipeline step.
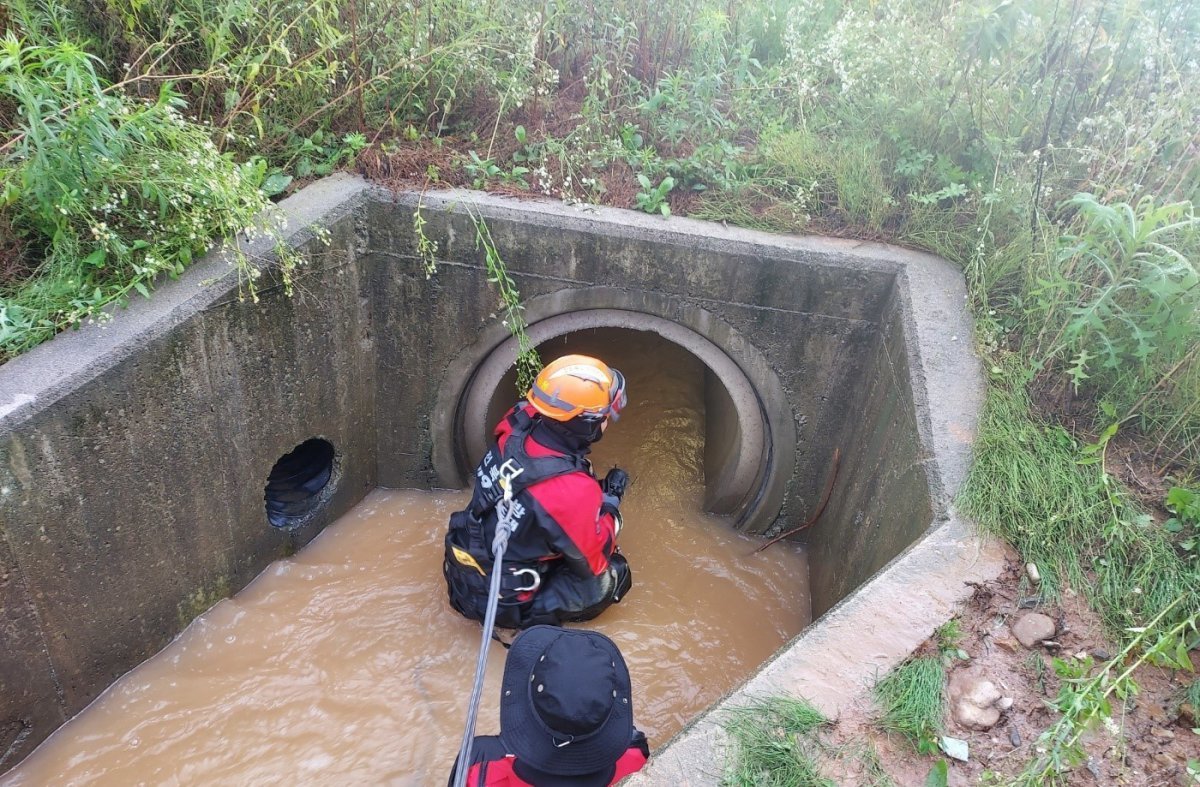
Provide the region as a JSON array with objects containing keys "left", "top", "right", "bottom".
[
  {"left": 894, "top": 257, "right": 986, "bottom": 511},
  {"left": 0, "top": 173, "right": 373, "bottom": 434},
  {"left": 366, "top": 186, "right": 921, "bottom": 280},
  {"left": 625, "top": 513, "right": 1011, "bottom": 785}
]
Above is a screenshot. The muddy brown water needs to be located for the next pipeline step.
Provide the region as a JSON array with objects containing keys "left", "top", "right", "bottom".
[{"left": 3, "top": 337, "right": 810, "bottom": 785}]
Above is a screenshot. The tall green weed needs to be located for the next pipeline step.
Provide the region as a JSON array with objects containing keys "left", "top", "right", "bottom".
[{"left": 0, "top": 18, "right": 289, "bottom": 358}]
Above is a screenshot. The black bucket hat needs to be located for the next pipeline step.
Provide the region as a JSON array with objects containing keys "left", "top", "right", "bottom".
[{"left": 499, "top": 626, "right": 634, "bottom": 779}]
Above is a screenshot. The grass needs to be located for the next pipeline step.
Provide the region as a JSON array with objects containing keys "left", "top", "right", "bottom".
[
  {"left": 1182, "top": 679, "right": 1200, "bottom": 716},
  {"left": 871, "top": 621, "right": 963, "bottom": 754},
  {"left": 960, "top": 374, "right": 1200, "bottom": 635},
  {"left": 873, "top": 657, "right": 946, "bottom": 754},
  {"left": 721, "top": 696, "right": 833, "bottom": 787}
]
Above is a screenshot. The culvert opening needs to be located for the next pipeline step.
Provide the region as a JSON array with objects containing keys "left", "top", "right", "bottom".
[
  {"left": 485, "top": 329, "right": 713, "bottom": 505},
  {"left": 264, "top": 438, "right": 337, "bottom": 529},
  {"left": 454, "top": 311, "right": 784, "bottom": 531}
]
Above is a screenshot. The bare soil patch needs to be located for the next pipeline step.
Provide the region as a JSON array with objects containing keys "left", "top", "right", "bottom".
[{"left": 823, "top": 560, "right": 1198, "bottom": 785}]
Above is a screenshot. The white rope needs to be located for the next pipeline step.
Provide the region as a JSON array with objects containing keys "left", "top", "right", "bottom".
[{"left": 452, "top": 462, "right": 524, "bottom": 787}]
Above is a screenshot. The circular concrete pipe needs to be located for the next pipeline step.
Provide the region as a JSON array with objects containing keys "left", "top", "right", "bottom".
[{"left": 432, "top": 289, "right": 794, "bottom": 531}]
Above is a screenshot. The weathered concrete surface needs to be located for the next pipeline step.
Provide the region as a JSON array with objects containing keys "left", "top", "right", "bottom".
[
  {"left": 0, "top": 175, "right": 377, "bottom": 766},
  {"left": 367, "top": 188, "right": 895, "bottom": 533},
  {"left": 364, "top": 187, "right": 980, "bottom": 592},
  {"left": 625, "top": 518, "right": 1010, "bottom": 786},
  {"left": 0, "top": 177, "right": 997, "bottom": 776}
]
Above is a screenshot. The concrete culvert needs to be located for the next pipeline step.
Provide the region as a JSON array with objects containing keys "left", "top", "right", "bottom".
[
  {"left": 264, "top": 438, "right": 337, "bottom": 529},
  {"left": 0, "top": 177, "right": 1006, "bottom": 780}
]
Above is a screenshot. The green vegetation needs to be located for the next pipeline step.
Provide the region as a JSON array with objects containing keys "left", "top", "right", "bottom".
[
  {"left": 1186, "top": 678, "right": 1200, "bottom": 714},
  {"left": 874, "top": 657, "right": 946, "bottom": 754},
  {"left": 961, "top": 378, "right": 1200, "bottom": 633},
  {"left": 871, "top": 619, "right": 965, "bottom": 754},
  {"left": 470, "top": 208, "right": 541, "bottom": 392},
  {"left": 176, "top": 575, "right": 231, "bottom": 626},
  {"left": 721, "top": 696, "right": 832, "bottom": 787},
  {"left": 0, "top": 16, "right": 295, "bottom": 356},
  {"left": 1016, "top": 600, "right": 1196, "bottom": 785}
]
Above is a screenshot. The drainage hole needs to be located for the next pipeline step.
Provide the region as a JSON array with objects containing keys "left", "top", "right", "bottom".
[{"left": 264, "top": 438, "right": 336, "bottom": 529}]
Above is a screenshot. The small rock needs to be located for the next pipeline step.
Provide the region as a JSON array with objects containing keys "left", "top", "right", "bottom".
[
  {"left": 1150, "top": 726, "right": 1176, "bottom": 740},
  {"left": 1025, "top": 562, "right": 1041, "bottom": 584},
  {"left": 1143, "top": 702, "right": 1169, "bottom": 724},
  {"left": 994, "top": 637, "right": 1020, "bottom": 653},
  {"left": 965, "top": 680, "right": 1003, "bottom": 708},
  {"left": 1091, "top": 648, "right": 1112, "bottom": 661},
  {"left": 997, "top": 696, "right": 1014, "bottom": 711},
  {"left": 1178, "top": 702, "right": 1195, "bottom": 725},
  {"left": 954, "top": 701, "right": 1001, "bottom": 731},
  {"left": 1008, "top": 726, "right": 1022, "bottom": 747},
  {"left": 1011, "top": 612, "right": 1057, "bottom": 648},
  {"left": 940, "top": 736, "right": 970, "bottom": 762},
  {"left": 949, "top": 672, "right": 1003, "bottom": 731},
  {"left": 1153, "top": 753, "right": 1176, "bottom": 768},
  {"left": 1074, "top": 650, "right": 1090, "bottom": 660}
]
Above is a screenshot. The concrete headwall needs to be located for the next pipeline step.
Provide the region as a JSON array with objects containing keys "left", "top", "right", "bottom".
[
  {"left": 0, "top": 178, "right": 377, "bottom": 767},
  {"left": 365, "top": 189, "right": 898, "bottom": 529},
  {"left": 0, "top": 176, "right": 987, "bottom": 772},
  {"left": 807, "top": 288, "right": 933, "bottom": 617}
]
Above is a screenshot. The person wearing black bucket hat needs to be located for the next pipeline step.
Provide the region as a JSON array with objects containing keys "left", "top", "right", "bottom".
[{"left": 448, "top": 626, "right": 649, "bottom": 786}]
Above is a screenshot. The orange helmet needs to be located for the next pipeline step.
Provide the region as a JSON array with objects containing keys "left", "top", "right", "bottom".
[{"left": 527, "top": 355, "right": 628, "bottom": 423}]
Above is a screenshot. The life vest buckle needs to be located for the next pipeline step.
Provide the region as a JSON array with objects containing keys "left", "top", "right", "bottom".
[{"left": 497, "top": 459, "right": 525, "bottom": 497}]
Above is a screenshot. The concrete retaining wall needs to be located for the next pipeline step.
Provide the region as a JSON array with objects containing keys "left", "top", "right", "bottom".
[
  {"left": 0, "top": 175, "right": 992, "bottom": 774},
  {"left": 0, "top": 178, "right": 377, "bottom": 767}
]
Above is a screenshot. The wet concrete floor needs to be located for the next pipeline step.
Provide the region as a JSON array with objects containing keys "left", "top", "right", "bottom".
[{"left": 3, "top": 338, "right": 811, "bottom": 785}]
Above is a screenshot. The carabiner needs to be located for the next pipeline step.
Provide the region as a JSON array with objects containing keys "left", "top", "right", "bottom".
[
  {"left": 497, "top": 459, "right": 525, "bottom": 499},
  {"left": 510, "top": 568, "right": 541, "bottom": 592}
]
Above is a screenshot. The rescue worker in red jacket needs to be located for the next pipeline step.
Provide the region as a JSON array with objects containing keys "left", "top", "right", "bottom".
[
  {"left": 444, "top": 355, "right": 633, "bottom": 630},
  {"left": 447, "top": 626, "right": 649, "bottom": 786}
]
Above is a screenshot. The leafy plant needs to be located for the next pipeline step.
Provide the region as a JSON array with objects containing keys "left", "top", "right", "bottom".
[
  {"left": 0, "top": 22, "right": 293, "bottom": 358},
  {"left": 288, "top": 130, "right": 368, "bottom": 179},
  {"left": 1165, "top": 487, "right": 1200, "bottom": 556},
  {"left": 635, "top": 173, "right": 675, "bottom": 216},
  {"left": 464, "top": 150, "right": 529, "bottom": 190},
  {"left": 924, "top": 760, "right": 949, "bottom": 787},
  {"left": 1028, "top": 194, "right": 1199, "bottom": 398},
  {"left": 1016, "top": 599, "right": 1197, "bottom": 785},
  {"left": 470, "top": 210, "right": 540, "bottom": 393}
]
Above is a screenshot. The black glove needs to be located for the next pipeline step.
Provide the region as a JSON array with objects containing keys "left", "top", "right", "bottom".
[
  {"left": 609, "top": 552, "right": 632, "bottom": 603},
  {"left": 601, "top": 467, "right": 630, "bottom": 500}
]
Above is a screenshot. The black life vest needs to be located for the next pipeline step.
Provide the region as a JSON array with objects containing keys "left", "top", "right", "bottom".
[{"left": 444, "top": 407, "right": 589, "bottom": 628}]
